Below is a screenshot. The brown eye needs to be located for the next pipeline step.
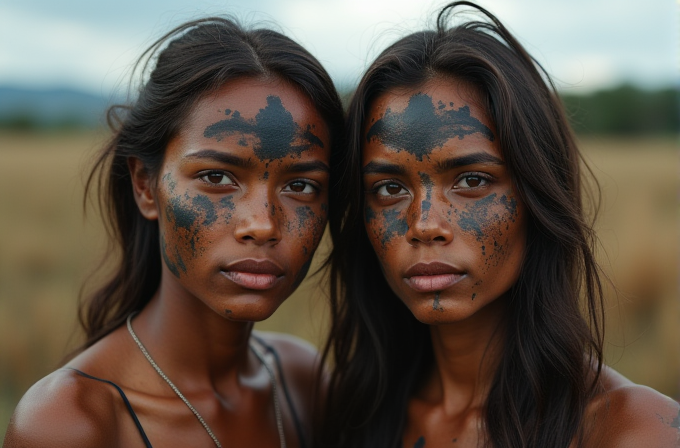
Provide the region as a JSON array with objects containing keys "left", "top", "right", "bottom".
[
  {"left": 466, "top": 176, "right": 482, "bottom": 187},
  {"left": 200, "top": 172, "right": 234, "bottom": 186},
  {"left": 454, "top": 175, "right": 488, "bottom": 189},
  {"left": 290, "top": 181, "right": 306, "bottom": 192},
  {"left": 284, "top": 180, "right": 315, "bottom": 194},
  {"left": 386, "top": 183, "right": 402, "bottom": 194},
  {"left": 377, "top": 182, "right": 406, "bottom": 197}
]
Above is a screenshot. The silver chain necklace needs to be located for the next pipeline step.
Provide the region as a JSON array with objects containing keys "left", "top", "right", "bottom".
[{"left": 126, "top": 313, "right": 286, "bottom": 448}]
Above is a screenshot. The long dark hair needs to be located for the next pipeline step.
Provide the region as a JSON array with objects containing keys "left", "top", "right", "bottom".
[
  {"left": 320, "top": 2, "right": 604, "bottom": 447},
  {"left": 80, "top": 17, "right": 344, "bottom": 350}
]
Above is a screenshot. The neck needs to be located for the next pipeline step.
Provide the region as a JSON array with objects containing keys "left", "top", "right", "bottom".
[
  {"left": 131, "top": 274, "right": 256, "bottom": 391},
  {"left": 422, "top": 296, "right": 507, "bottom": 414}
]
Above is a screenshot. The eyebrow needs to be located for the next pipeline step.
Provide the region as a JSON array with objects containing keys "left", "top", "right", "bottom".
[
  {"left": 435, "top": 153, "right": 504, "bottom": 173},
  {"left": 362, "top": 160, "right": 407, "bottom": 175},
  {"left": 184, "top": 149, "right": 256, "bottom": 168},
  {"left": 286, "top": 160, "right": 330, "bottom": 174}
]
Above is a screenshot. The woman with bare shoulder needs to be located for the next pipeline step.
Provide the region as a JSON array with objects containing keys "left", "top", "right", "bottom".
[
  {"left": 4, "top": 17, "right": 343, "bottom": 448},
  {"left": 319, "top": 2, "right": 679, "bottom": 447}
]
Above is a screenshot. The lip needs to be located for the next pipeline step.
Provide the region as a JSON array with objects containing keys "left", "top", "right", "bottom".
[
  {"left": 221, "top": 259, "right": 285, "bottom": 291},
  {"left": 403, "top": 262, "right": 465, "bottom": 293}
]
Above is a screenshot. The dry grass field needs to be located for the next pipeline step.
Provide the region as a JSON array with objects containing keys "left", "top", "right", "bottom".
[{"left": 0, "top": 131, "right": 677, "bottom": 440}]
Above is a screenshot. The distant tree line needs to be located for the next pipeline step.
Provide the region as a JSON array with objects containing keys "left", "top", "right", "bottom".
[
  {"left": 559, "top": 85, "right": 679, "bottom": 135},
  {"left": 1, "top": 84, "right": 677, "bottom": 135}
]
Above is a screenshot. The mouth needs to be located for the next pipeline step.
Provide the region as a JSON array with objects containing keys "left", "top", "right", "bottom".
[
  {"left": 221, "top": 259, "right": 285, "bottom": 291},
  {"left": 403, "top": 262, "right": 465, "bottom": 293}
]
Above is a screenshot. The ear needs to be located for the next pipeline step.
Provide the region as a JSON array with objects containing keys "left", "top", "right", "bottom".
[{"left": 128, "top": 157, "right": 159, "bottom": 220}]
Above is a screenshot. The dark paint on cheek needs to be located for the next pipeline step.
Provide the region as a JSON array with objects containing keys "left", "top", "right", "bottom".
[
  {"left": 418, "top": 172, "right": 433, "bottom": 221},
  {"left": 296, "top": 206, "right": 313, "bottom": 231},
  {"left": 414, "top": 436, "right": 426, "bottom": 448},
  {"left": 366, "top": 93, "right": 494, "bottom": 161},
  {"left": 161, "top": 237, "right": 182, "bottom": 277},
  {"left": 219, "top": 196, "right": 235, "bottom": 224},
  {"left": 380, "top": 209, "right": 409, "bottom": 247},
  {"left": 292, "top": 257, "right": 313, "bottom": 290},
  {"left": 364, "top": 204, "right": 377, "bottom": 224},
  {"left": 457, "top": 193, "right": 498, "bottom": 241},
  {"left": 203, "top": 96, "right": 324, "bottom": 161},
  {"left": 471, "top": 293, "right": 476, "bottom": 301}
]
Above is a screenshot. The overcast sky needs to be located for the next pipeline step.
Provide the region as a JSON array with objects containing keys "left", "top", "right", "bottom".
[{"left": 0, "top": 0, "right": 677, "bottom": 95}]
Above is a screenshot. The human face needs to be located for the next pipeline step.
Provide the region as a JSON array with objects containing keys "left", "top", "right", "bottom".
[
  {"left": 362, "top": 78, "right": 526, "bottom": 325},
  {"left": 156, "top": 77, "right": 330, "bottom": 321}
]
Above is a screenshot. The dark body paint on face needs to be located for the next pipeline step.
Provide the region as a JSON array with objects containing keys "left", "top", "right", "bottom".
[
  {"left": 366, "top": 93, "right": 494, "bottom": 161},
  {"left": 455, "top": 192, "right": 519, "bottom": 271},
  {"left": 160, "top": 174, "right": 236, "bottom": 277},
  {"left": 413, "top": 436, "right": 426, "bottom": 448},
  {"left": 203, "top": 95, "right": 324, "bottom": 161},
  {"left": 418, "top": 172, "right": 433, "bottom": 221},
  {"left": 364, "top": 208, "right": 409, "bottom": 249}
]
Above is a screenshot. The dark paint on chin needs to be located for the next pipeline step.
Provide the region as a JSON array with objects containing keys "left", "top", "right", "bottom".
[
  {"left": 413, "top": 436, "right": 426, "bottom": 448},
  {"left": 433, "top": 292, "right": 443, "bottom": 311},
  {"left": 203, "top": 95, "right": 324, "bottom": 161},
  {"left": 366, "top": 93, "right": 494, "bottom": 161}
]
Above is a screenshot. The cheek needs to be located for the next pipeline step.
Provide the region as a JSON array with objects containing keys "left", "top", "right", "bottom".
[
  {"left": 284, "top": 204, "right": 327, "bottom": 258},
  {"left": 160, "top": 185, "right": 235, "bottom": 277},
  {"left": 453, "top": 193, "right": 522, "bottom": 271},
  {"left": 364, "top": 204, "right": 409, "bottom": 258}
]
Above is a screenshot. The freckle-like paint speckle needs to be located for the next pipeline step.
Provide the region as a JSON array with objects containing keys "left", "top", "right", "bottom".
[
  {"left": 366, "top": 93, "right": 494, "bottom": 161},
  {"left": 471, "top": 293, "right": 476, "bottom": 301},
  {"left": 203, "top": 96, "right": 324, "bottom": 161},
  {"left": 296, "top": 206, "right": 313, "bottom": 229},
  {"left": 263, "top": 171, "right": 269, "bottom": 180},
  {"left": 225, "top": 309, "right": 232, "bottom": 315}
]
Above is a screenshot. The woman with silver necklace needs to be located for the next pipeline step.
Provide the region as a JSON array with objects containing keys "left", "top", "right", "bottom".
[{"left": 4, "top": 17, "right": 344, "bottom": 448}]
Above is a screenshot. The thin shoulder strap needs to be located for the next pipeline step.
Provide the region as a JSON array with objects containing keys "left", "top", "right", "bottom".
[
  {"left": 251, "top": 335, "right": 308, "bottom": 448},
  {"left": 69, "top": 368, "right": 153, "bottom": 448}
]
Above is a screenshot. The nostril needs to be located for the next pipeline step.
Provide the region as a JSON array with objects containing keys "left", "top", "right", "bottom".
[{"left": 433, "top": 236, "right": 446, "bottom": 242}]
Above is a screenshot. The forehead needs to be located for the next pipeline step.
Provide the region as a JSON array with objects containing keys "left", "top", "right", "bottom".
[
  {"left": 363, "top": 78, "right": 498, "bottom": 163},
  {"left": 177, "top": 76, "right": 330, "bottom": 154}
]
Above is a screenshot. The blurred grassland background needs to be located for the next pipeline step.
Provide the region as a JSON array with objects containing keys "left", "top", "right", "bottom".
[{"left": 0, "top": 85, "right": 678, "bottom": 440}]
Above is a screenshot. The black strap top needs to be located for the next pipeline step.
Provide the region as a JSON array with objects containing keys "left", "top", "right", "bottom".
[{"left": 69, "top": 338, "right": 307, "bottom": 448}]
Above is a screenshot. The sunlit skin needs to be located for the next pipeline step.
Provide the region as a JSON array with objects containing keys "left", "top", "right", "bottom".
[
  {"left": 4, "top": 77, "right": 330, "bottom": 448},
  {"left": 362, "top": 78, "right": 680, "bottom": 448}
]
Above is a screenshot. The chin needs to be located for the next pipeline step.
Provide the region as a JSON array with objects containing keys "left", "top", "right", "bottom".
[
  {"left": 216, "top": 292, "right": 286, "bottom": 322},
  {"left": 403, "top": 294, "right": 477, "bottom": 325}
]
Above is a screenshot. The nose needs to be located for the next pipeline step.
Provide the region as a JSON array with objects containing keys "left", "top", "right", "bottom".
[
  {"left": 233, "top": 188, "right": 281, "bottom": 246},
  {"left": 405, "top": 192, "right": 453, "bottom": 246}
]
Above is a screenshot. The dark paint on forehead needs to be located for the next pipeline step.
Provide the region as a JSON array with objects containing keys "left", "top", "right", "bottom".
[
  {"left": 366, "top": 93, "right": 494, "bottom": 161},
  {"left": 203, "top": 95, "right": 324, "bottom": 161}
]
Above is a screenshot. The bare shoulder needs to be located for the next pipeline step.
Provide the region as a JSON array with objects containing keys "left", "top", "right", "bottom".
[
  {"left": 583, "top": 366, "right": 680, "bottom": 448},
  {"left": 3, "top": 368, "right": 120, "bottom": 448}
]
